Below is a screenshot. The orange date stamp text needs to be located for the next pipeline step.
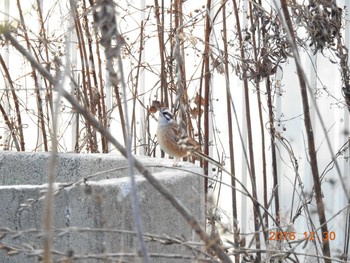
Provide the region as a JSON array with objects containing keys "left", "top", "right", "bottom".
[{"left": 268, "top": 231, "right": 336, "bottom": 241}]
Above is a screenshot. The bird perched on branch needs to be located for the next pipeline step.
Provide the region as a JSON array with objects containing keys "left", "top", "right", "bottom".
[{"left": 157, "top": 107, "right": 222, "bottom": 167}]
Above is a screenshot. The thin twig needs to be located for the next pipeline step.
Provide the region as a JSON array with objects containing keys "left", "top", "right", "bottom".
[
  {"left": 221, "top": 3, "right": 239, "bottom": 263},
  {"left": 278, "top": 0, "right": 331, "bottom": 261},
  {"left": 231, "top": 0, "right": 261, "bottom": 258},
  {"left": 0, "top": 102, "right": 20, "bottom": 151},
  {"left": 0, "top": 54, "right": 23, "bottom": 151}
]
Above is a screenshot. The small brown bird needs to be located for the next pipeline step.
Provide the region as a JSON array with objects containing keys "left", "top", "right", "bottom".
[{"left": 157, "top": 107, "right": 221, "bottom": 167}]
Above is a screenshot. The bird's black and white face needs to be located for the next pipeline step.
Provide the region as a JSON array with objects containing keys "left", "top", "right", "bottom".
[{"left": 158, "top": 107, "right": 174, "bottom": 126}]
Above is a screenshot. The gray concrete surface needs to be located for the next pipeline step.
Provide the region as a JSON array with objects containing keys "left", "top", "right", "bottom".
[{"left": 0, "top": 151, "right": 205, "bottom": 262}]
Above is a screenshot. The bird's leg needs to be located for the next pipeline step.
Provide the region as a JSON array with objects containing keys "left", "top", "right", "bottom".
[{"left": 173, "top": 158, "right": 180, "bottom": 167}]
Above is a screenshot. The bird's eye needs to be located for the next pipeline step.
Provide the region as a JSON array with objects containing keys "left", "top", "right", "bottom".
[{"left": 163, "top": 111, "right": 173, "bottom": 121}]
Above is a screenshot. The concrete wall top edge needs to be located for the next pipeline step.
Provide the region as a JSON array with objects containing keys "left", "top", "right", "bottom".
[{"left": 0, "top": 151, "right": 203, "bottom": 186}]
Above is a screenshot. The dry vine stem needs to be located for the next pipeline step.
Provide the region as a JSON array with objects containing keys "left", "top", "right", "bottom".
[
  {"left": 278, "top": 0, "right": 331, "bottom": 261},
  {"left": 90, "top": 0, "right": 151, "bottom": 261},
  {"left": 2, "top": 31, "right": 232, "bottom": 263}
]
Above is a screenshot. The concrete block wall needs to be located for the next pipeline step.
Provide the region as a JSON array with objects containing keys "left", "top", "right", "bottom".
[{"left": 0, "top": 152, "right": 205, "bottom": 262}]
